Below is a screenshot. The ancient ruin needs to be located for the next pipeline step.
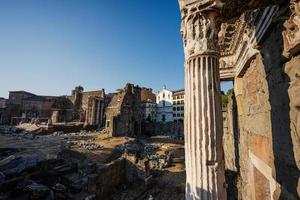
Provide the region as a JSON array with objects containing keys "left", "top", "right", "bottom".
[
  {"left": 0, "top": 1, "right": 300, "bottom": 199},
  {"left": 105, "top": 84, "right": 144, "bottom": 137},
  {"left": 179, "top": 0, "right": 300, "bottom": 199}
]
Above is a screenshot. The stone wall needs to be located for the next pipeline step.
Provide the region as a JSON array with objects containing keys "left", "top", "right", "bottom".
[
  {"left": 223, "top": 4, "right": 300, "bottom": 199},
  {"left": 142, "top": 121, "right": 184, "bottom": 137}
]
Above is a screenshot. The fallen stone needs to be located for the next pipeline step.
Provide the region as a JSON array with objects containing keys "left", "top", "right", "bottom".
[
  {"left": 0, "top": 155, "right": 15, "bottom": 166},
  {"left": 24, "top": 182, "right": 51, "bottom": 199},
  {"left": 52, "top": 183, "right": 66, "bottom": 192},
  {"left": 85, "top": 194, "right": 96, "bottom": 200}
]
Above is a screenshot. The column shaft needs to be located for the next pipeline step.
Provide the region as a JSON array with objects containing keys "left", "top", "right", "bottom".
[{"left": 185, "top": 54, "right": 226, "bottom": 200}]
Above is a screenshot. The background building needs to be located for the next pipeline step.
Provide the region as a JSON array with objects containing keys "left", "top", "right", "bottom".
[
  {"left": 156, "top": 86, "right": 173, "bottom": 123},
  {"left": 172, "top": 89, "right": 184, "bottom": 122},
  {"left": 0, "top": 98, "right": 7, "bottom": 109},
  {"left": 141, "top": 87, "right": 156, "bottom": 122},
  {"left": 142, "top": 101, "right": 156, "bottom": 122}
]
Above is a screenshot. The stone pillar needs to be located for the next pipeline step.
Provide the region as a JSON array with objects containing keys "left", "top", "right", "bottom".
[
  {"left": 179, "top": 2, "right": 226, "bottom": 199},
  {"left": 91, "top": 98, "right": 96, "bottom": 126},
  {"left": 96, "top": 98, "right": 101, "bottom": 126}
]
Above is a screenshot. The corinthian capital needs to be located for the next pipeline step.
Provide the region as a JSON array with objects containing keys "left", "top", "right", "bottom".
[{"left": 179, "top": 0, "right": 223, "bottom": 59}]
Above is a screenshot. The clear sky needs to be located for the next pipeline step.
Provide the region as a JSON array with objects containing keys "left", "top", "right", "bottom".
[{"left": 0, "top": 0, "right": 233, "bottom": 98}]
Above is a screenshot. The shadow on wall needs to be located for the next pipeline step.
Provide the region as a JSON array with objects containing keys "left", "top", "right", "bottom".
[
  {"left": 260, "top": 8, "right": 299, "bottom": 199},
  {"left": 231, "top": 94, "right": 240, "bottom": 173}
]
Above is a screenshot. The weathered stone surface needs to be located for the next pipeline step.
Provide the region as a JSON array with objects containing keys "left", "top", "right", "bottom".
[
  {"left": 285, "top": 56, "right": 300, "bottom": 197},
  {"left": 228, "top": 11, "right": 300, "bottom": 199},
  {"left": 105, "top": 83, "right": 143, "bottom": 137},
  {"left": 283, "top": 0, "right": 300, "bottom": 56},
  {"left": 223, "top": 95, "right": 238, "bottom": 173}
]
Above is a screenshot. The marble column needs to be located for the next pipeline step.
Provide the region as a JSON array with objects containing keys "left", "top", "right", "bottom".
[{"left": 179, "top": 2, "right": 226, "bottom": 200}]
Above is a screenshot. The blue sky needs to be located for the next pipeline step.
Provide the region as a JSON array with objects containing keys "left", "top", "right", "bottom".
[{"left": 0, "top": 0, "right": 232, "bottom": 98}]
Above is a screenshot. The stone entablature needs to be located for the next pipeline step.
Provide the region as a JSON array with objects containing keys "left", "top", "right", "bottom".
[{"left": 219, "top": 6, "right": 279, "bottom": 80}]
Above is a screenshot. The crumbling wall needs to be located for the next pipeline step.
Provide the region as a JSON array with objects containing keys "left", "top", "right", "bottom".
[
  {"left": 105, "top": 84, "right": 143, "bottom": 137},
  {"left": 65, "top": 87, "right": 105, "bottom": 127},
  {"left": 140, "top": 87, "right": 156, "bottom": 103}
]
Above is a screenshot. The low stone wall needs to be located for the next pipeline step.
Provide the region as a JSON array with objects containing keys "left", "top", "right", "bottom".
[{"left": 142, "top": 121, "right": 184, "bottom": 136}]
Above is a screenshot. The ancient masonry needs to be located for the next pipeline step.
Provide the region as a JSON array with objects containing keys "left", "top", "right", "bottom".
[
  {"left": 66, "top": 86, "right": 105, "bottom": 128},
  {"left": 179, "top": 0, "right": 300, "bottom": 200},
  {"left": 105, "top": 83, "right": 143, "bottom": 137}
]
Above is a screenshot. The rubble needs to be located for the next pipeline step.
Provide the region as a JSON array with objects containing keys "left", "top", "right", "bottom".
[
  {"left": 79, "top": 142, "right": 104, "bottom": 151},
  {"left": 0, "top": 129, "right": 185, "bottom": 199},
  {"left": 0, "top": 126, "right": 36, "bottom": 140},
  {"left": 24, "top": 182, "right": 51, "bottom": 199}
]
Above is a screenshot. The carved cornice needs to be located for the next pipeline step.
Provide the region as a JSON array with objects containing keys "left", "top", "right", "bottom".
[{"left": 219, "top": 6, "right": 279, "bottom": 80}]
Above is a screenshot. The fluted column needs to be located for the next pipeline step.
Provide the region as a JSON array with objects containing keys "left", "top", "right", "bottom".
[{"left": 179, "top": 1, "right": 226, "bottom": 199}]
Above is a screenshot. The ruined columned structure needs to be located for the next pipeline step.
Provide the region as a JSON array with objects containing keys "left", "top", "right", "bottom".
[{"left": 179, "top": 1, "right": 226, "bottom": 199}]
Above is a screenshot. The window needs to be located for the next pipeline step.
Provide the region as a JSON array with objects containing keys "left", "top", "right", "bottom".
[
  {"left": 177, "top": 107, "right": 180, "bottom": 111},
  {"left": 162, "top": 114, "right": 166, "bottom": 122},
  {"left": 181, "top": 106, "right": 184, "bottom": 111},
  {"left": 173, "top": 107, "right": 176, "bottom": 111},
  {"left": 181, "top": 113, "right": 184, "bottom": 117},
  {"left": 173, "top": 114, "right": 176, "bottom": 117},
  {"left": 163, "top": 93, "right": 165, "bottom": 98},
  {"left": 106, "top": 120, "right": 110, "bottom": 128},
  {"left": 163, "top": 100, "right": 165, "bottom": 107}
]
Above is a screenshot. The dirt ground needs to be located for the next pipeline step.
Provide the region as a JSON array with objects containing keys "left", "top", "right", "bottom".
[{"left": 0, "top": 131, "right": 186, "bottom": 200}]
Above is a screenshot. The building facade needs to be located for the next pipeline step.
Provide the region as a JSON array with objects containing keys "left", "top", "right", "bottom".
[
  {"left": 156, "top": 86, "right": 173, "bottom": 123},
  {"left": 0, "top": 98, "right": 7, "bottom": 109},
  {"left": 142, "top": 101, "right": 156, "bottom": 122},
  {"left": 172, "top": 89, "right": 184, "bottom": 121},
  {"left": 140, "top": 87, "right": 157, "bottom": 122}
]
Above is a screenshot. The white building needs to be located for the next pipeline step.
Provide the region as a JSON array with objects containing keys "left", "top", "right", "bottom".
[
  {"left": 172, "top": 89, "right": 184, "bottom": 121},
  {"left": 156, "top": 86, "right": 173, "bottom": 122}
]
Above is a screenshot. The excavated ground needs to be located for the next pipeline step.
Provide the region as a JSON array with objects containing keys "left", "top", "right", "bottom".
[{"left": 0, "top": 130, "right": 185, "bottom": 200}]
